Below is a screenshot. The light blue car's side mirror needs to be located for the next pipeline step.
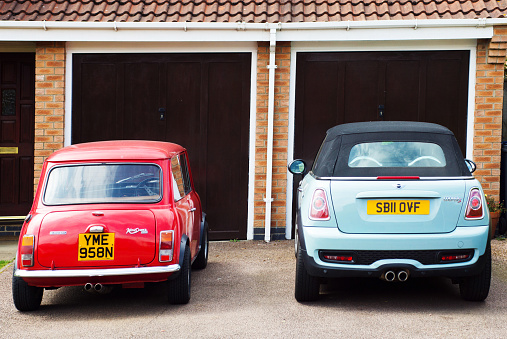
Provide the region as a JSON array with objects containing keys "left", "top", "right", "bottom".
[
  {"left": 288, "top": 159, "right": 307, "bottom": 175},
  {"left": 465, "top": 159, "right": 476, "bottom": 173}
]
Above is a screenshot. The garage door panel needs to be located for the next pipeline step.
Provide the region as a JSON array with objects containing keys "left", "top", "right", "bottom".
[
  {"left": 73, "top": 53, "right": 250, "bottom": 240},
  {"left": 424, "top": 58, "right": 466, "bottom": 148},
  {"left": 124, "top": 63, "right": 164, "bottom": 141},
  {"left": 343, "top": 61, "right": 380, "bottom": 123},
  {"left": 206, "top": 61, "right": 248, "bottom": 239},
  {"left": 165, "top": 62, "right": 202, "bottom": 189},
  {"left": 294, "top": 50, "right": 470, "bottom": 234},
  {"left": 76, "top": 63, "right": 119, "bottom": 142},
  {"left": 385, "top": 60, "right": 421, "bottom": 121},
  {"left": 297, "top": 61, "right": 340, "bottom": 164}
]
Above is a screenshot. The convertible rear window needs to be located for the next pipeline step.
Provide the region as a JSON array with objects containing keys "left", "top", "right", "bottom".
[
  {"left": 348, "top": 142, "right": 446, "bottom": 168},
  {"left": 44, "top": 164, "right": 162, "bottom": 205},
  {"left": 312, "top": 131, "right": 470, "bottom": 178}
]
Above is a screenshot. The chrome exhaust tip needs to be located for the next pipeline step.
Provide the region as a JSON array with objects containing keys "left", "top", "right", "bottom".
[
  {"left": 384, "top": 271, "right": 396, "bottom": 282},
  {"left": 397, "top": 270, "right": 409, "bottom": 282},
  {"left": 94, "top": 283, "right": 113, "bottom": 294},
  {"left": 84, "top": 283, "right": 93, "bottom": 292}
]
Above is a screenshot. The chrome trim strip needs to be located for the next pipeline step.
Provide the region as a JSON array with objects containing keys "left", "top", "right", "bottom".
[
  {"left": 314, "top": 176, "right": 475, "bottom": 181},
  {"left": 14, "top": 264, "right": 180, "bottom": 278}
]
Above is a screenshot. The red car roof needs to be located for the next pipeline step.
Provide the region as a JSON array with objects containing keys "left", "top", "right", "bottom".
[{"left": 47, "top": 140, "right": 185, "bottom": 162}]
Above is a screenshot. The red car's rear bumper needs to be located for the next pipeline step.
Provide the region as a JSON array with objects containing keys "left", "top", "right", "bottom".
[{"left": 14, "top": 264, "right": 180, "bottom": 287}]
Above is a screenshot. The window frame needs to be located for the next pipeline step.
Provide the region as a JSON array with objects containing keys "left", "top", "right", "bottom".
[{"left": 42, "top": 162, "right": 163, "bottom": 206}]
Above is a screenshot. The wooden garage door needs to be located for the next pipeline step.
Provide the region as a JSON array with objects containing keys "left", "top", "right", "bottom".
[
  {"left": 293, "top": 51, "right": 470, "bottom": 230},
  {"left": 0, "top": 53, "right": 35, "bottom": 217},
  {"left": 72, "top": 53, "right": 251, "bottom": 240}
]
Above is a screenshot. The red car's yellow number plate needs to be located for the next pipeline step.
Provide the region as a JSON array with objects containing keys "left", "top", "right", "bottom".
[
  {"left": 78, "top": 233, "right": 115, "bottom": 261},
  {"left": 367, "top": 200, "right": 430, "bottom": 215}
]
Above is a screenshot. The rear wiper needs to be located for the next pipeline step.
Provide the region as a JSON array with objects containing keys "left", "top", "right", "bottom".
[{"left": 116, "top": 173, "right": 153, "bottom": 184}]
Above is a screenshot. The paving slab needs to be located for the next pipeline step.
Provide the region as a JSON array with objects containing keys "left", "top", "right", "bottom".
[{"left": 0, "top": 240, "right": 18, "bottom": 262}]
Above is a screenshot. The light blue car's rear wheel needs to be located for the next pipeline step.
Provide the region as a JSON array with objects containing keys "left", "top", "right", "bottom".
[
  {"left": 294, "top": 217, "right": 299, "bottom": 258},
  {"left": 295, "top": 247, "right": 319, "bottom": 302},
  {"left": 459, "top": 245, "right": 491, "bottom": 302}
]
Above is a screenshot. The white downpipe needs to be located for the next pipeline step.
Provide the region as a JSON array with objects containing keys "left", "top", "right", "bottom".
[{"left": 264, "top": 28, "right": 277, "bottom": 243}]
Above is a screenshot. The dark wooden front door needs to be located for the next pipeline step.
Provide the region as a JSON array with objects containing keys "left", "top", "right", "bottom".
[
  {"left": 72, "top": 53, "right": 251, "bottom": 240},
  {"left": 0, "top": 53, "right": 35, "bottom": 217},
  {"left": 293, "top": 51, "right": 470, "bottom": 232}
]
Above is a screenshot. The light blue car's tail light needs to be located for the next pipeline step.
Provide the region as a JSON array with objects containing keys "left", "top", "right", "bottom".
[
  {"left": 465, "top": 188, "right": 484, "bottom": 220},
  {"left": 309, "top": 189, "right": 330, "bottom": 220}
]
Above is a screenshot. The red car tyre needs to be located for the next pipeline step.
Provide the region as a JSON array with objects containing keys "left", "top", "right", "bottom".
[
  {"left": 168, "top": 245, "right": 191, "bottom": 304},
  {"left": 12, "top": 269, "right": 44, "bottom": 311},
  {"left": 192, "top": 221, "right": 208, "bottom": 270}
]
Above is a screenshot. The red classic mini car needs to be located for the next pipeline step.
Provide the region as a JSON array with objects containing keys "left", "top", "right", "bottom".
[{"left": 12, "top": 141, "right": 208, "bottom": 311}]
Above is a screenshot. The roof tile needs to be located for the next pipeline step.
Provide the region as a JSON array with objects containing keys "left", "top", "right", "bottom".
[{"left": 0, "top": 0, "right": 506, "bottom": 23}]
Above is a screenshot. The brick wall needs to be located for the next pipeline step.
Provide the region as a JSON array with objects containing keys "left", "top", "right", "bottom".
[
  {"left": 254, "top": 41, "right": 291, "bottom": 240},
  {"left": 474, "top": 29, "right": 506, "bottom": 201},
  {"left": 34, "top": 42, "right": 65, "bottom": 190}
]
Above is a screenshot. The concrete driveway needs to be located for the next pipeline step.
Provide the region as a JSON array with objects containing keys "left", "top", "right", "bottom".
[{"left": 1, "top": 240, "right": 507, "bottom": 338}]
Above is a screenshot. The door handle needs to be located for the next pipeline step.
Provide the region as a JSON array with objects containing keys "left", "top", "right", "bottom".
[{"left": 188, "top": 208, "right": 196, "bottom": 212}]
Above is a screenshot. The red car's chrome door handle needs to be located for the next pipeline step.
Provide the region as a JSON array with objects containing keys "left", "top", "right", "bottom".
[{"left": 188, "top": 208, "right": 196, "bottom": 212}]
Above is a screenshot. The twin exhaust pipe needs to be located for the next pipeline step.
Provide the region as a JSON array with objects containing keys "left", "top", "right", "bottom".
[
  {"left": 84, "top": 283, "right": 113, "bottom": 294},
  {"left": 382, "top": 270, "right": 409, "bottom": 282}
]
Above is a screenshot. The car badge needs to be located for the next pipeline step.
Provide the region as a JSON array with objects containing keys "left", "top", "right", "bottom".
[
  {"left": 126, "top": 228, "right": 148, "bottom": 235},
  {"left": 443, "top": 197, "right": 462, "bottom": 203},
  {"left": 49, "top": 231, "right": 67, "bottom": 235},
  {"left": 395, "top": 184, "right": 404, "bottom": 189}
]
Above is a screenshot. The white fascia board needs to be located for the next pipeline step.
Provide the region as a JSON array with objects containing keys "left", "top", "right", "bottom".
[
  {"left": 0, "top": 18, "right": 505, "bottom": 42},
  {"left": 277, "top": 26, "right": 493, "bottom": 41},
  {"left": 1, "top": 27, "right": 270, "bottom": 42}
]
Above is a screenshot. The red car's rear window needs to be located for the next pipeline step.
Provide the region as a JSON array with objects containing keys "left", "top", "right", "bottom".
[{"left": 43, "top": 163, "right": 162, "bottom": 205}]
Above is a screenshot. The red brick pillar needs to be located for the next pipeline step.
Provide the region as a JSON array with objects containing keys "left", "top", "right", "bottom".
[
  {"left": 34, "top": 42, "right": 65, "bottom": 190},
  {"left": 255, "top": 41, "right": 291, "bottom": 240}
]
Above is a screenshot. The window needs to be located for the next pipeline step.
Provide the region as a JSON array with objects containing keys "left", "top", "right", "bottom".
[
  {"left": 171, "top": 156, "right": 186, "bottom": 201},
  {"left": 348, "top": 142, "right": 446, "bottom": 168},
  {"left": 1, "top": 89, "right": 15, "bottom": 116},
  {"left": 179, "top": 153, "right": 192, "bottom": 195},
  {"left": 44, "top": 164, "right": 162, "bottom": 205}
]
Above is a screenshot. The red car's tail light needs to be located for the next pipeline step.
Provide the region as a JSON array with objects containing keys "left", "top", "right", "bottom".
[
  {"left": 465, "top": 188, "right": 484, "bottom": 219},
  {"left": 309, "top": 189, "right": 330, "bottom": 220},
  {"left": 159, "top": 230, "right": 174, "bottom": 262},
  {"left": 21, "top": 235, "right": 35, "bottom": 267}
]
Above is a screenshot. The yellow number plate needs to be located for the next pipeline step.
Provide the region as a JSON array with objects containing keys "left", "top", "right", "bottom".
[
  {"left": 367, "top": 200, "right": 430, "bottom": 215},
  {"left": 78, "top": 233, "right": 115, "bottom": 261}
]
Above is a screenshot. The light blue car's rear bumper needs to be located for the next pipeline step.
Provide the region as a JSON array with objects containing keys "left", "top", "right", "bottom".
[{"left": 300, "top": 223, "right": 489, "bottom": 278}]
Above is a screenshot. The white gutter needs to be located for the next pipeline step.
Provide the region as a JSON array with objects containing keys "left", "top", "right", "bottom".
[
  {"left": 1, "top": 18, "right": 506, "bottom": 30},
  {"left": 264, "top": 28, "right": 277, "bottom": 243},
  {"left": 0, "top": 19, "right": 505, "bottom": 42}
]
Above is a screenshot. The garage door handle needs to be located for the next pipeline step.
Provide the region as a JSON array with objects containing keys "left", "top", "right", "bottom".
[
  {"left": 189, "top": 208, "right": 196, "bottom": 212},
  {"left": 159, "top": 108, "right": 166, "bottom": 121}
]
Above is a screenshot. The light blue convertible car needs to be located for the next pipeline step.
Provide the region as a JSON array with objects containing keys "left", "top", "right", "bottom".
[{"left": 289, "top": 121, "right": 490, "bottom": 302}]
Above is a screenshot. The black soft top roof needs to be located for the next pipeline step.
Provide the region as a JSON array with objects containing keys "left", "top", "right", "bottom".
[
  {"left": 312, "top": 121, "right": 470, "bottom": 178},
  {"left": 326, "top": 121, "right": 454, "bottom": 139}
]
